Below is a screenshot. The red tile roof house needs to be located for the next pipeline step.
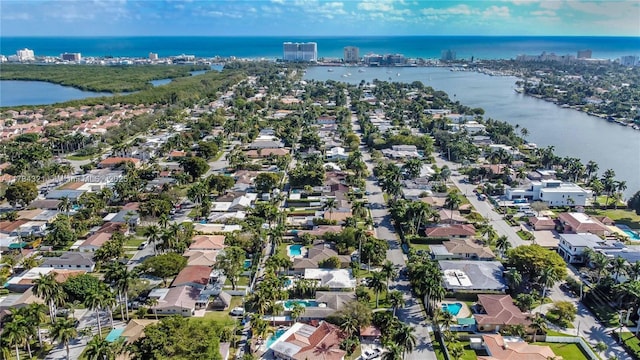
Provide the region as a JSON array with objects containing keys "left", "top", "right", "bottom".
[
  {"left": 478, "top": 334, "right": 560, "bottom": 360},
  {"left": 270, "top": 321, "right": 347, "bottom": 360},
  {"left": 423, "top": 224, "right": 476, "bottom": 239},
  {"left": 474, "top": 294, "right": 531, "bottom": 333},
  {"left": 171, "top": 265, "right": 213, "bottom": 289},
  {"left": 189, "top": 235, "right": 225, "bottom": 251},
  {"left": 528, "top": 216, "right": 558, "bottom": 231},
  {"left": 98, "top": 157, "right": 141, "bottom": 169},
  {"left": 558, "top": 212, "right": 609, "bottom": 236},
  {"left": 78, "top": 232, "right": 113, "bottom": 252}
]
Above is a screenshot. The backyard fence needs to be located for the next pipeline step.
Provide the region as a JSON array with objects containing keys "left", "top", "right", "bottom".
[{"left": 544, "top": 336, "right": 599, "bottom": 360}]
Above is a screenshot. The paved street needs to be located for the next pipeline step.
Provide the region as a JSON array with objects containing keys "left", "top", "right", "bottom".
[{"left": 355, "top": 112, "right": 437, "bottom": 360}]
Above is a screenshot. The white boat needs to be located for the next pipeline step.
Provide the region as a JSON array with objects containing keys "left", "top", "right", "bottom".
[
  {"left": 358, "top": 68, "right": 365, "bottom": 73},
  {"left": 327, "top": 68, "right": 334, "bottom": 72},
  {"left": 397, "top": 73, "right": 400, "bottom": 76},
  {"left": 347, "top": 73, "right": 351, "bottom": 76}
]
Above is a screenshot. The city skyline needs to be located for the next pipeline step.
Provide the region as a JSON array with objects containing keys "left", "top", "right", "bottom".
[{"left": 1, "top": 0, "right": 639, "bottom": 37}]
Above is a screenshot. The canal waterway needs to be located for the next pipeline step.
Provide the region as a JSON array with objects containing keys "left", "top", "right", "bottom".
[{"left": 304, "top": 66, "right": 640, "bottom": 198}]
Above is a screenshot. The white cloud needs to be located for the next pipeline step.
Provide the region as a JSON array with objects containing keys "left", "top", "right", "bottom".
[
  {"left": 532, "top": 10, "right": 556, "bottom": 16},
  {"left": 540, "top": 1, "right": 563, "bottom": 10},
  {"left": 483, "top": 5, "right": 510, "bottom": 17},
  {"left": 566, "top": 0, "right": 639, "bottom": 18},
  {"left": 358, "top": 1, "right": 393, "bottom": 12},
  {"left": 271, "top": 0, "right": 285, "bottom": 4},
  {"left": 421, "top": 4, "right": 472, "bottom": 16}
]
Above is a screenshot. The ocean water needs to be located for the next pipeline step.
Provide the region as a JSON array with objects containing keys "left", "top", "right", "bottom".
[{"left": 1, "top": 36, "right": 639, "bottom": 60}]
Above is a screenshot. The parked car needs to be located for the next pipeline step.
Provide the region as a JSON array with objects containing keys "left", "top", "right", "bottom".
[
  {"left": 138, "top": 241, "right": 148, "bottom": 250},
  {"left": 230, "top": 307, "right": 245, "bottom": 316},
  {"left": 361, "top": 348, "right": 382, "bottom": 360}
]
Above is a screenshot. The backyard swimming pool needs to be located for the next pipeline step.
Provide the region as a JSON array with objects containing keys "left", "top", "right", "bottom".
[
  {"left": 283, "top": 300, "right": 319, "bottom": 310},
  {"left": 105, "top": 328, "right": 124, "bottom": 342},
  {"left": 244, "top": 259, "right": 252, "bottom": 269},
  {"left": 266, "top": 328, "right": 288, "bottom": 349},
  {"left": 618, "top": 224, "right": 640, "bottom": 240},
  {"left": 442, "top": 302, "right": 463, "bottom": 316},
  {"left": 288, "top": 244, "right": 304, "bottom": 257}
]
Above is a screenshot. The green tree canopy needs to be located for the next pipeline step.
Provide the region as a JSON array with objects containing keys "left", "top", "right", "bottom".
[
  {"left": 179, "top": 157, "right": 210, "bottom": 180},
  {"left": 5, "top": 181, "right": 38, "bottom": 207},
  {"left": 507, "top": 244, "right": 567, "bottom": 284},
  {"left": 140, "top": 253, "right": 187, "bottom": 285},
  {"left": 62, "top": 274, "right": 108, "bottom": 303}
]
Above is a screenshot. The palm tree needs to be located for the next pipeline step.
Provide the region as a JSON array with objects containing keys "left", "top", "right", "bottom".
[
  {"left": 540, "top": 266, "right": 558, "bottom": 299},
  {"left": 144, "top": 225, "right": 162, "bottom": 254},
  {"left": 431, "top": 307, "right": 444, "bottom": 332},
  {"left": 84, "top": 336, "right": 114, "bottom": 360},
  {"left": 448, "top": 343, "right": 464, "bottom": 360},
  {"left": 389, "top": 290, "right": 405, "bottom": 316},
  {"left": 270, "top": 302, "right": 285, "bottom": 327},
  {"left": 20, "top": 256, "right": 41, "bottom": 271},
  {"left": 324, "top": 197, "right": 337, "bottom": 221},
  {"left": 367, "top": 272, "right": 386, "bottom": 308},
  {"left": 590, "top": 252, "right": 610, "bottom": 283},
  {"left": 84, "top": 288, "right": 105, "bottom": 337},
  {"left": 394, "top": 323, "right": 417, "bottom": 359},
  {"left": 444, "top": 192, "right": 462, "bottom": 224},
  {"left": 290, "top": 302, "right": 305, "bottom": 323},
  {"left": 530, "top": 313, "right": 547, "bottom": 343},
  {"left": 57, "top": 196, "right": 72, "bottom": 217},
  {"left": 25, "top": 303, "right": 48, "bottom": 348},
  {"left": 506, "top": 268, "right": 522, "bottom": 290},
  {"left": 627, "top": 261, "right": 640, "bottom": 281},
  {"left": 147, "top": 298, "right": 159, "bottom": 320},
  {"left": 3, "top": 315, "right": 28, "bottom": 360},
  {"left": 440, "top": 311, "right": 455, "bottom": 331},
  {"left": 33, "top": 272, "right": 66, "bottom": 323},
  {"left": 496, "top": 235, "right": 511, "bottom": 258},
  {"left": 51, "top": 317, "right": 78, "bottom": 360},
  {"left": 380, "top": 261, "right": 397, "bottom": 297},
  {"left": 382, "top": 343, "right": 404, "bottom": 360},
  {"left": 611, "top": 256, "right": 627, "bottom": 281},
  {"left": 339, "top": 315, "right": 360, "bottom": 338},
  {"left": 105, "top": 262, "right": 137, "bottom": 321}
]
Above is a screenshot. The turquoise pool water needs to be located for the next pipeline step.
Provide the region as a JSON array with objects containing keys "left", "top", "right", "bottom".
[
  {"left": 105, "top": 328, "right": 124, "bottom": 342},
  {"left": 618, "top": 224, "right": 640, "bottom": 240},
  {"left": 442, "top": 303, "right": 463, "bottom": 316},
  {"left": 288, "top": 245, "right": 303, "bottom": 256},
  {"left": 284, "top": 278, "right": 292, "bottom": 287},
  {"left": 266, "top": 328, "right": 287, "bottom": 349},
  {"left": 244, "top": 259, "right": 252, "bottom": 269},
  {"left": 284, "top": 300, "right": 318, "bottom": 309}
]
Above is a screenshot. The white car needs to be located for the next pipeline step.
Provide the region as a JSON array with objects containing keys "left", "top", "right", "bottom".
[
  {"left": 230, "top": 307, "right": 245, "bottom": 316},
  {"left": 361, "top": 348, "right": 382, "bottom": 360}
]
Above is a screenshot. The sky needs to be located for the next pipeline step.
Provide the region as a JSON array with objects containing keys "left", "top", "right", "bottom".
[{"left": 1, "top": 0, "right": 639, "bottom": 37}]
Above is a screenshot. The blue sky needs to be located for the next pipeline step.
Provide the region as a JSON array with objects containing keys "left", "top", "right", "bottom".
[{"left": 1, "top": 0, "right": 639, "bottom": 37}]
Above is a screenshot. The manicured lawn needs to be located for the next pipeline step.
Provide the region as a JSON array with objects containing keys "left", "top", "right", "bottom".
[
  {"left": 67, "top": 154, "right": 96, "bottom": 161},
  {"left": 410, "top": 243, "right": 431, "bottom": 252},
  {"left": 224, "top": 276, "right": 250, "bottom": 287},
  {"left": 431, "top": 333, "right": 446, "bottom": 360},
  {"left": 619, "top": 332, "right": 640, "bottom": 355},
  {"left": 125, "top": 237, "right": 145, "bottom": 247},
  {"left": 198, "top": 312, "right": 237, "bottom": 327},
  {"left": 534, "top": 342, "right": 589, "bottom": 360},
  {"left": 588, "top": 209, "right": 640, "bottom": 229}
]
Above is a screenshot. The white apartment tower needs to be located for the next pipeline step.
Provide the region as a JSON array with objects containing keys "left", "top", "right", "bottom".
[
  {"left": 16, "top": 48, "right": 35, "bottom": 62},
  {"left": 343, "top": 46, "right": 359, "bottom": 63},
  {"left": 283, "top": 42, "right": 317, "bottom": 62}
]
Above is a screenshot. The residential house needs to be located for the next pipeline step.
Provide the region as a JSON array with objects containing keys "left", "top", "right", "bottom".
[
  {"left": 45, "top": 190, "right": 85, "bottom": 202},
  {"left": 304, "top": 269, "right": 356, "bottom": 290},
  {"left": 437, "top": 209, "right": 469, "bottom": 224},
  {"left": 5, "top": 268, "right": 86, "bottom": 292},
  {"left": 430, "top": 239, "right": 495, "bottom": 261},
  {"left": 171, "top": 265, "right": 215, "bottom": 288},
  {"left": 151, "top": 285, "right": 201, "bottom": 317},
  {"left": 558, "top": 212, "right": 609, "bottom": 236},
  {"left": 78, "top": 232, "right": 113, "bottom": 252},
  {"left": 190, "top": 235, "right": 225, "bottom": 251},
  {"left": 98, "top": 157, "right": 141, "bottom": 169},
  {"left": 423, "top": 224, "right": 476, "bottom": 239},
  {"left": 270, "top": 321, "right": 346, "bottom": 360},
  {"left": 557, "top": 233, "right": 602, "bottom": 264},
  {"left": 210, "top": 291, "right": 232, "bottom": 310},
  {"left": 183, "top": 250, "right": 219, "bottom": 266},
  {"left": 298, "top": 292, "right": 357, "bottom": 321},
  {"left": 41, "top": 252, "right": 96, "bottom": 272},
  {"left": 478, "top": 334, "right": 560, "bottom": 360},
  {"left": 245, "top": 148, "right": 290, "bottom": 158},
  {"left": 292, "top": 243, "right": 351, "bottom": 273},
  {"left": 119, "top": 319, "right": 159, "bottom": 343},
  {"left": 439, "top": 260, "right": 507, "bottom": 292},
  {"left": 506, "top": 180, "right": 591, "bottom": 207},
  {"left": 528, "top": 216, "right": 557, "bottom": 231},
  {"left": 326, "top": 147, "right": 348, "bottom": 162},
  {"left": 474, "top": 294, "right": 530, "bottom": 332}
]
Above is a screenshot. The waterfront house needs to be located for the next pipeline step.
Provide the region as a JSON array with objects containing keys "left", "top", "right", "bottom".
[
  {"left": 505, "top": 180, "right": 591, "bottom": 207},
  {"left": 557, "top": 212, "right": 609, "bottom": 236}
]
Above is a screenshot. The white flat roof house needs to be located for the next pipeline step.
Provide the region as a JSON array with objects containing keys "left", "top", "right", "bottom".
[
  {"left": 557, "top": 233, "right": 602, "bottom": 264},
  {"left": 304, "top": 269, "right": 356, "bottom": 290},
  {"left": 506, "top": 180, "right": 591, "bottom": 206}
]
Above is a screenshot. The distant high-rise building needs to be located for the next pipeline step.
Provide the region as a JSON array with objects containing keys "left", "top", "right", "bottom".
[
  {"left": 343, "top": 46, "right": 359, "bottom": 63},
  {"left": 620, "top": 55, "right": 638, "bottom": 66},
  {"left": 61, "top": 53, "right": 82, "bottom": 62},
  {"left": 283, "top": 42, "right": 317, "bottom": 62},
  {"left": 577, "top": 49, "right": 592, "bottom": 59},
  {"left": 16, "top": 48, "right": 35, "bottom": 62},
  {"left": 149, "top": 52, "right": 159, "bottom": 61},
  {"left": 441, "top": 49, "right": 456, "bottom": 61}
]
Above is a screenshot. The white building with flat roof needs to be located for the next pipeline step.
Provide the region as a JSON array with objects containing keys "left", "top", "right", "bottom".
[
  {"left": 506, "top": 180, "right": 591, "bottom": 206},
  {"left": 16, "top": 48, "right": 35, "bottom": 62},
  {"left": 283, "top": 42, "right": 317, "bottom": 62}
]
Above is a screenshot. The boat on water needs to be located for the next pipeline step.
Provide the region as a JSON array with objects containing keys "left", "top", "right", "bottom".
[
  {"left": 327, "top": 68, "right": 334, "bottom": 72},
  {"left": 397, "top": 73, "right": 400, "bottom": 77},
  {"left": 514, "top": 88, "right": 524, "bottom": 94},
  {"left": 358, "top": 68, "right": 365, "bottom": 73}
]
